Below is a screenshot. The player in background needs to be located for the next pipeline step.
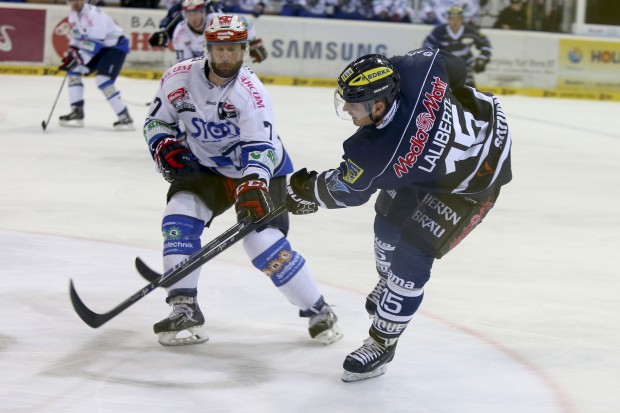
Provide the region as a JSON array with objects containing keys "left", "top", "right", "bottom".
[
  {"left": 142, "top": 15, "right": 342, "bottom": 347},
  {"left": 285, "top": 50, "right": 512, "bottom": 382},
  {"left": 171, "top": 0, "right": 222, "bottom": 62},
  {"left": 150, "top": 0, "right": 268, "bottom": 64},
  {"left": 148, "top": 0, "right": 184, "bottom": 47},
  {"left": 421, "top": 0, "right": 480, "bottom": 26},
  {"left": 58, "top": 0, "right": 134, "bottom": 131},
  {"left": 422, "top": 5, "right": 491, "bottom": 87}
]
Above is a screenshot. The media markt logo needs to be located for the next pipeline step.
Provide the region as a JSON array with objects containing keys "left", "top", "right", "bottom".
[
  {"left": 0, "top": 25, "right": 16, "bottom": 52},
  {"left": 568, "top": 47, "right": 582, "bottom": 64}
]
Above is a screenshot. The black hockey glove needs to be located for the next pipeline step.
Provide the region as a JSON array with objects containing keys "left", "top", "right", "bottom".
[
  {"left": 249, "top": 38, "right": 268, "bottom": 63},
  {"left": 59, "top": 47, "right": 83, "bottom": 72},
  {"left": 286, "top": 168, "right": 319, "bottom": 215},
  {"left": 474, "top": 58, "right": 487, "bottom": 73},
  {"left": 149, "top": 31, "right": 169, "bottom": 48},
  {"left": 234, "top": 175, "right": 274, "bottom": 223},
  {"left": 153, "top": 137, "right": 195, "bottom": 183}
]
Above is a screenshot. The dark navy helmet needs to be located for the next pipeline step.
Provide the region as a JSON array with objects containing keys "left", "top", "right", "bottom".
[{"left": 334, "top": 54, "right": 400, "bottom": 121}]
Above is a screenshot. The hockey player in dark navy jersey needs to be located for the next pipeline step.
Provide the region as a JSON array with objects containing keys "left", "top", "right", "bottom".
[
  {"left": 423, "top": 6, "right": 492, "bottom": 87},
  {"left": 285, "top": 49, "right": 512, "bottom": 382}
]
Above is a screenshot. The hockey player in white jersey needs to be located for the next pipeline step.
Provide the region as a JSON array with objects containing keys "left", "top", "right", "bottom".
[
  {"left": 58, "top": 0, "right": 134, "bottom": 131},
  {"left": 154, "top": 0, "right": 268, "bottom": 64},
  {"left": 172, "top": 0, "right": 221, "bottom": 62},
  {"left": 143, "top": 15, "right": 342, "bottom": 347}
]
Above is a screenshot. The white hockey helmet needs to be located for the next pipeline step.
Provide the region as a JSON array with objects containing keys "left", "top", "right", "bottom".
[
  {"left": 182, "top": 0, "right": 205, "bottom": 12},
  {"left": 205, "top": 15, "right": 248, "bottom": 45}
]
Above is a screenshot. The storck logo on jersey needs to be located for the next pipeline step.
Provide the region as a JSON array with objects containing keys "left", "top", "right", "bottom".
[
  {"left": 393, "top": 77, "right": 447, "bottom": 178},
  {"left": 239, "top": 76, "right": 265, "bottom": 109}
]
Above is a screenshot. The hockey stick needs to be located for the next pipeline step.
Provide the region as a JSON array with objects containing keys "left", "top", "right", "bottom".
[
  {"left": 41, "top": 74, "right": 67, "bottom": 132},
  {"left": 69, "top": 204, "right": 288, "bottom": 328}
]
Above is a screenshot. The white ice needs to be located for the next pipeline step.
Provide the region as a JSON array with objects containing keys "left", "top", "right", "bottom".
[{"left": 1, "top": 75, "right": 619, "bottom": 413}]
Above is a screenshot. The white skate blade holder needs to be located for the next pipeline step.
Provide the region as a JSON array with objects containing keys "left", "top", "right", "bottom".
[
  {"left": 157, "top": 326, "right": 209, "bottom": 346},
  {"left": 341, "top": 364, "right": 389, "bottom": 383},
  {"left": 313, "top": 324, "right": 343, "bottom": 346}
]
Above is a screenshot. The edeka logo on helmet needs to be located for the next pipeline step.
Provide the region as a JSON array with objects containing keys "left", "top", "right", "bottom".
[{"left": 356, "top": 68, "right": 393, "bottom": 84}]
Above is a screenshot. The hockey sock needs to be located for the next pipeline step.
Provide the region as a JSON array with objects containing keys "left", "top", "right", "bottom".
[
  {"left": 372, "top": 270, "right": 424, "bottom": 341},
  {"left": 245, "top": 228, "right": 322, "bottom": 310},
  {"left": 96, "top": 75, "right": 126, "bottom": 114},
  {"left": 162, "top": 214, "right": 204, "bottom": 291},
  {"left": 67, "top": 74, "right": 84, "bottom": 106}
]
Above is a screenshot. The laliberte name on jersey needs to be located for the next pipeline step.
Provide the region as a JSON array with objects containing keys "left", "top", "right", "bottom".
[{"left": 419, "top": 96, "right": 453, "bottom": 174}]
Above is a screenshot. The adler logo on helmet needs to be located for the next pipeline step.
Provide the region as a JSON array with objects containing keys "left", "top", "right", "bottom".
[{"left": 217, "top": 15, "right": 234, "bottom": 25}]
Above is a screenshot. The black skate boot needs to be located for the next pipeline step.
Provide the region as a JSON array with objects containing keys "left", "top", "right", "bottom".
[
  {"left": 113, "top": 108, "right": 135, "bottom": 131},
  {"left": 300, "top": 297, "right": 343, "bottom": 345},
  {"left": 59, "top": 106, "right": 84, "bottom": 128},
  {"left": 365, "top": 275, "right": 387, "bottom": 317},
  {"left": 341, "top": 334, "right": 398, "bottom": 382},
  {"left": 153, "top": 296, "right": 208, "bottom": 346}
]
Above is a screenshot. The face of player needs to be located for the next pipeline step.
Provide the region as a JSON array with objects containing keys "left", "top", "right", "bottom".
[
  {"left": 448, "top": 15, "right": 463, "bottom": 32},
  {"left": 344, "top": 102, "right": 375, "bottom": 126},
  {"left": 68, "top": 0, "right": 85, "bottom": 13},
  {"left": 207, "top": 43, "right": 245, "bottom": 80},
  {"left": 334, "top": 91, "right": 375, "bottom": 126},
  {"left": 185, "top": 9, "right": 205, "bottom": 32}
]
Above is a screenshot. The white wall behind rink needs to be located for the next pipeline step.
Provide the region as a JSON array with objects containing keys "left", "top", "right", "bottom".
[{"left": 1, "top": 3, "right": 619, "bottom": 94}]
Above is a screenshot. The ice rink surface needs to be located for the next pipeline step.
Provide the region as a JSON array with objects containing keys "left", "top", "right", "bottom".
[{"left": 1, "top": 74, "right": 619, "bottom": 413}]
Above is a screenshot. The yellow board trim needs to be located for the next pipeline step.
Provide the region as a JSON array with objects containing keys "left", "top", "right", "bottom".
[{"left": 2, "top": 65, "right": 620, "bottom": 102}]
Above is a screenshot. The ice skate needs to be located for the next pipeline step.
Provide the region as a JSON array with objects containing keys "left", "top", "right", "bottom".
[
  {"left": 153, "top": 296, "right": 209, "bottom": 346},
  {"left": 341, "top": 336, "right": 398, "bottom": 382},
  {"left": 58, "top": 106, "right": 84, "bottom": 128},
  {"left": 113, "top": 108, "right": 135, "bottom": 131},
  {"left": 301, "top": 298, "right": 343, "bottom": 345},
  {"left": 365, "top": 276, "right": 387, "bottom": 317}
]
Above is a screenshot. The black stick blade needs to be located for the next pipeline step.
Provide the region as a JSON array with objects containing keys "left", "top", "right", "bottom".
[
  {"left": 69, "top": 279, "right": 109, "bottom": 328},
  {"left": 134, "top": 257, "right": 162, "bottom": 283},
  {"left": 41, "top": 120, "right": 47, "bottom": 131}
]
